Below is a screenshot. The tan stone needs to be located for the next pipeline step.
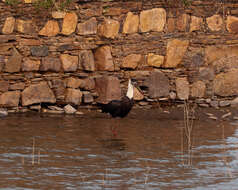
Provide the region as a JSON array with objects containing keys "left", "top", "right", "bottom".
[
  {"left": 65, "top": 77, "right": 84, "bottom": 89},
  {"left": 40, "top": 57, "right": 61, "bottom": 72},
  {"left": 2, "top": 17, "right": 15, "bottom": 34},
  {"left": 0, "top": 80, "right": 9, "bottom": 92},
  {"left": 60, "top": 54, "right": 78, "bottom": 72},
  {"left": 147, "top": 53, "right": 164, "bottom": 67},
  {"left": 176, "top": 14, "right": 190, "bottom": 32},
  {"left": 22, "top": 58, "right": 40, "bottom": 71},
  {"left": 52, "top": 11, "right": 66, "bottom": 19},
  {"left": 24, "top": 0, "right": 32, "bottom": 3},
  {"left": 39, "top": 20, "right": 59, "bottom": 37},
  {"left": 77, "top": 17, "right": 97, "bottom": 35},
  {"left": 167, "top": 18, "right": 175, "bottom": 32},
  {"left": 206, "top": 14, "right": 223, "bottom": 31},
  {"left": 227, "top": 16, "right": 238, "bottom": 33},
  {"left": 98, "top": 19, "right": 120, "bottom": 39},
  {"left": 9, "top": 82, "right": 25, "bottom": 90},
  {"left": 176, "top": 77, "right": 189, "bottom": 100},
  {"left": 61, "top": 12, "right": 78, "bottom": 35},
  {"left": 94, "top": 46, "right": 114, "bottom": 71},
  {"left": 121, "top": 54, "right": 141, "bottom": 69},
  {"left": 65, "top": 88, "right": 82, "bottom": 105},
  {"left": 214, "top": 69, "right": 238, "bottom": 96},
  {"left": 164, "top": 39, "right": 189, "bottom": 68},
  {"left": 123, "top": 12, "right": 139, "bottom": 34},
  {"left": 4, "top": 48, "right": 22, "bottom": 73},
  {"left": 190, "top": 16, "right": 203, "bottom": 32},
  {"left": 16, "top": 19, "right": 35, "bottom": 34},
  {"left": 19, "top": 39, "right": 41, "bottom": 46},
  {"left": 205, "top": 45, "right": 238, "bottom": 64},
  {"left": 139, "top": 8, "right": 166, "bottom": 32},
  {"left": 78, "top": 50, "right": 95, "bottom": 71},
  {"left": 21, "top": 82, "right": 56, "bottom": 106},
  {"left": 133, "top": 87, "right": 144, "bottom": 101},
  {"left": 191, "top": 81, "right": 206, "bottom": 98},
  {"left": 0, "top": 91, "right": 20, "bottom": 107}
]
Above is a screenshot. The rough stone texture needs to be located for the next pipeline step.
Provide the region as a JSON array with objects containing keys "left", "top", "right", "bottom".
[
  {"left": 52, "top": 11, "right": 66, "bottom": 19},
  {"left": 61, "top": 12, "right": 78, "bottom": 35},
  {"left": 39, "top": 20, "right": 60, "bottom": 37},
  {"left": 9, "top": 82, "right": 25, "bottom": 90},
  {"left": 191, "top": 81, "right": 206, "bottom": 98},
  {"left": 205, "top": 45, "right": 238, "bottom": 64},
  {"left": 214, "top": 69, "right": 238, "bottom": 96},
  {"left": 206, "top": 14, "right": 223, "bottom": 31},
  {"left": 51, "top": 79, "right": 65, "bottom": 100},
  {"left": 2, "top": 17, "right": 15, "bottom": 34},
  {"left": 198, "top": 67, "right": 214, "bottom": 81},
  {"left": 16, "top": 19, "right": 35, "bottom": 34},
  {"left": 121, "top": 54, "right": 142, "bottom": 69},
  {"left": 123, "top": 12, "right": 139, "bottom": 34},
  {"left": 190, "top": 16, "right": 203, "bottom": 32},
  {"left": 144, "top": 71, "right": 170, "bottom": 98},
  {"left": 0, "top": 80, "right": 9, "bottom": 92},
  {"left": 0, "top": 91, "right": 20, "bottom": 107},
  {"left": 22, "top": 58, "right": 40, "bottom": 71},
  {"left": 98, "top": 19, "right": 120, "bottom": 39},
  {"left": 65, "top": 88, "right": 82, "bottom": 105},
  {"left": 0, "top": 56, "right": 5, "bottom": 72},
  {"left": 64, "top": 104, "right": 77, "bottom": 114},
  {"left": 219, "top": 100, "right": 230, "bottom": 107},
  {"left": 77, "top": 17, "right": 97, "bottom": 35},
  {"left": 167, "top": 18, "right": 175, "bottom": 32},
  {"left": 31, "top": 46, "right": 48, "bottom": 57},
  {"left": 147, "top": 53, "right": 164, "bottom": 68},
  {"left": 94, "top": 46, "right": 114, "bottom": 71},
  {"left": 40, "top": 57, "right": 61, "bottom": 72},
  {"left": 82, "top": 78, "right": 95, "bottom": 90},
  {"left": 78, "top": 50, "right": 95, "bottom": 71},
  {"left": 212, "top": 56, "right": 238, "bottom": 73},
  {"left": 66, "top": 77, "right": 84, "bottom": 89},
  {"left": 83, "top": 92, "right": 94, "bottom": 103},
  {"left": 164, "top": 39, "right": 189, "bottom": 68},
  {"left": 60, "top": 54, "right": 78, "bottom": 72},
  {"left": 227, "top": 16, "right": 238, "bottom": 33},
  {"left": 139, "top": 8, "right": 166, "bottom": 32},
  {"left": 95, "top": 76, "right": 121, "bottom": 103},
  {"left": 133, "top": 87, "right": 144, "bottom": 101},
  {"left": 176, "top": 14, "right": 190, "bottom": 32},
  {"left": 21, "top": 82, "right": 56, "bottom": 106},
  {"left": 4, "top": 48, "right": 22, "bottom": 73},
  {"left": 176, "top": 77, "right": 189, "bottom": 100}
]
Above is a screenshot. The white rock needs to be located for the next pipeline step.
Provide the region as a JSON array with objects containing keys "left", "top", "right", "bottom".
[{"left": 64, "top": 104, "right": 77, "bottom": 114}]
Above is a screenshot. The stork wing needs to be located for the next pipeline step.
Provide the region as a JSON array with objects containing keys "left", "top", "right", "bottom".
[{"left": 99, "top": 100, "right": 121, "bottom": 116}]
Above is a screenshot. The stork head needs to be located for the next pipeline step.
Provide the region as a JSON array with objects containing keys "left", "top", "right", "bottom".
[{"left": 126, "top": 78, "right": 134, "bottom": 99}]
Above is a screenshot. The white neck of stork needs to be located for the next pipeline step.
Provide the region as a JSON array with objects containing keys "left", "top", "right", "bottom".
[{"left": 126, "top": 79, "right": 134, "bottom": 99}]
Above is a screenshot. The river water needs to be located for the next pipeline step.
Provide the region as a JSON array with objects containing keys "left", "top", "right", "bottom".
[{"left": 0, "top": 108, "right": 238, "bottom": 190}]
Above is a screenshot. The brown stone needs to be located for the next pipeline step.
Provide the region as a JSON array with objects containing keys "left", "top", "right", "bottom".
[
  {"left": 139, "top": 8, "right": 166, "bottom": 32},
  {"left": 22, "top": 58, "right": 40, "bottom": 71},
  {"left": 4, "top": 48, "right": 22, "bottom": 73},
  {"left": 198, "top": 67, "right": 215, "bottom": 81},
  {"left": 83, "top": 78, "right": 95, "bottom": 90},
  {"left": 227, "top": 16, "right": 238, "bottom": 33},
  {"left": 94, "top": 46, "right": 114, "bottom": 71},
  {"left": 0, "top": 91, "right": 20, "bottom": 107},
  {"left": 51, "top": 79, "right": 65, "bottom": 100},
  {"left": 167, "top": 18, "right": 175, "bottom": 32},
  {"left": 121, "top": 54, "right": 141, "bottom": 69},
  {"left": 122, "top": 12, "right": 139, "bottom": 34},
  {"left": 144, "top": 71, "right": 170, "bottom": 98},
  {"left": 60, "top": 54, "right": 78, "bottom": 72},
  {"left": 2, "top": 17, "right": 15, "bottom": 34},
  {"left": 40, "top": 57, "right": 61, "bottom": 72},
  {"left": 65, "top": 88, "right": 82, "bottom": 105},
  {"left": 206, "top": 14, "right": 223, "bottom": 31},
  {"left": 19, "top": 39, "right": 42, "bottom": 46},
  {"left": 98, "top": 19, "right": 120, "bottom": 39},
  {"left": 213, "top": 56, "right": 238, "bottom": 73},
  {"left": 133, "top": 87, "right": 144, "bottom": 101},
  {"left": 0, "top": 80, "right": 9, "bottom": 92},
  {"left": 77, "top": 17, "right": 97, "bottom": 35},
  {"left": 176, "top": 77, "right": 189, "bottom": 100},
  {"left": 16, "top": 19, "right": 35, "bottom": 34},
  {"left": 176, "top": 14, "right": 190, "bottom": 32},
  {"left": 214, "top": 69, "right": 238, "bottom": 96},
  {"left": 61, "top": 12, "right": 78, "bottom": 35},
  {"left": 83, "top": 92, "right": 94, "bottom": 103},
  {"left": 95, "top": 76, "right": 121, "bottom": 103},
  {"left": 190, "top": 16, "right": 203, "bottom": 32},
  {"left": 78, "top": 50, "right": 95, "bottom": 71},
  {"left": 52, "top": 11, "right": 66, "bottom": 19},
  {"left": 9, "top": 82, "right": 25, "bottom": 90},
  {"left": 0, "top": 56, "right": 5, "bottom": 72},
  {"left": 39, "top": 20, "right": 60, "bottom": 37},
  {"left": 205, "top": 45, "right": 238, "bottom": 64},
  {"left": 21, "top": 82, "right": 56, "bottom": 106},
  {"left": 66, "top": 77, "right": 84, "bottom": 89},
  {"left": 164, "top": 39, "right": 189, "bottom": 68},
  {"left": 191, "top": 81, "right": 206, "bottom": 98},
  {"left": 147, "top": 53, "right": 164, "bottom": 68}
]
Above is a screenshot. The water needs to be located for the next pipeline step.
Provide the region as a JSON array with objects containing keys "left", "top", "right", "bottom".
[{"left": 0, "top": 109, "right": 238, "bottom": 189}]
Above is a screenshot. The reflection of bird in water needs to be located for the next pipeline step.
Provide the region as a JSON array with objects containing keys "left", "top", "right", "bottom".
[{"left": 98, "top": 79, "right": 134, "bottom": 135}]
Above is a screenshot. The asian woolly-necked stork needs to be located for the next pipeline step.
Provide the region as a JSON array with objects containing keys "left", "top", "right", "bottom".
[{"left": 98, "top": 79, "right": 134, "bottom": 135}]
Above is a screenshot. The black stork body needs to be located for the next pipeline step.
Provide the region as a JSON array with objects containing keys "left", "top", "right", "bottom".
[{"left": 99, "top": 79, "right": 134, "bottom": 118}]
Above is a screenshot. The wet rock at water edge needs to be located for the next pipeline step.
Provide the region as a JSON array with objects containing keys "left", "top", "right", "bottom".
[
  {"left": 210, "top": 101, "right": 219, "bottom": 108},
  {"left": 219, "top": 100, "right": 231, "bottom": 107},
  {"left": 0, "top": 109, "right": 8, "bottom": 117},
  {"left": 64, "top": 104, "right": 77, "bottom": 114}
]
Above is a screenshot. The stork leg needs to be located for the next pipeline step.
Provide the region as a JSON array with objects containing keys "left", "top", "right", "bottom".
[{"left": 111, "top": 119, "right": 119, "bottom": 137}]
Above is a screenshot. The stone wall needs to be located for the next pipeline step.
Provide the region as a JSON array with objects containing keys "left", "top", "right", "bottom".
[{"left": 1, "top": 0, "right": 238, "bottom": 114}]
